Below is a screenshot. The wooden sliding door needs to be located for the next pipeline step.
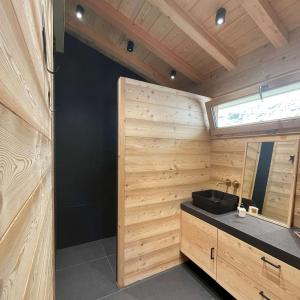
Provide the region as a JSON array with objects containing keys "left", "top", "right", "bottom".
[
  {"left": 117, "top": 78, "right": 210, "bottom": 287},
  {"left": 0, "top": 0, "right": 54, "bottom": 299}
]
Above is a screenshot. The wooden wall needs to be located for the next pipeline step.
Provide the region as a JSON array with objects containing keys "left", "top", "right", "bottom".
[
  {"left": 211, "top": 136, "right": 300, "bottom": 228},
  {"left": 197, "top": 25, "right": 300, "bottom": 227},
  {"left": 263, "top": 141, "right": 297, "bottom": 224},
  {"left": 0, "top": 0, "right": 54, "bottom": 299},
  {"left": 118, "top": 78, "right": 210, "bottom": 287}
]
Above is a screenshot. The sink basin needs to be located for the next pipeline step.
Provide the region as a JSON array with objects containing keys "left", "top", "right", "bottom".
[{"left": 192, "top": 190, "right": 239, "bottom": 214}]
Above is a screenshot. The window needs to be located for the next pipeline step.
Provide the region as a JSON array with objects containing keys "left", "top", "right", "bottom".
[{"left": 206, "top": 80, "right": 300, "bottom": 137}]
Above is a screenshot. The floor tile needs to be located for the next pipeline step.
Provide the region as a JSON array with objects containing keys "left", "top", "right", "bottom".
[
  {"left": 56, "top": 238, "right": 232, "bottom": 300},
  {"left": 107, "top": 255, "right": 116, "bottom": 277},
  {"left": 115, "top": 263, "right": 231, "bottom": 300},
  {"left": 56, "top": 239, "right": 106, "bottom": 270},
  {"left": 102, "top": 236, "right": 116, "bottom": 256},
  {"left": 56, "top": 257, "right": 118, "bottom": 300},
  {"left": 99, "top": 291, "right": 139, "bottom": 300}
]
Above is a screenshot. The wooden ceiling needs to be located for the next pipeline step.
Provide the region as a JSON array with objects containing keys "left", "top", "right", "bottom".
[{"left": 65, "top": 0, "right": 300, "bottom": 90}]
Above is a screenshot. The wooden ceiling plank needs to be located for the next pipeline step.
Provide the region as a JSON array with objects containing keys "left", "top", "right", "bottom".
[
  {"left": 65, "top": 14, "right": 174, "bottom": 88},
  {"left": 239, "top": 0, "right": 289, "bottom": 48},
  {"left": 148, "top": 0, "right": 236, "bottom": 70},
  {"left": 82, "top": 0, "right": 205, "bottom": 83}
]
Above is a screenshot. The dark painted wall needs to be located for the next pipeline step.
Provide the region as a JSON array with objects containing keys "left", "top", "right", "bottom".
[
  {"left": 252, "top": 142, "right": 274, "bottom": 213},
  {"left": 55, "top": 33, "right": 145, "bottom": 249}
]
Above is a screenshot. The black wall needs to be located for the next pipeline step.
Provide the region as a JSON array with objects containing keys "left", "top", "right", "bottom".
[
  {"left": 55, "top": 33, "right": 145, "bottom": 249},
  {"left": 252, "top": 142, "right": 274, "bottom": 213}
]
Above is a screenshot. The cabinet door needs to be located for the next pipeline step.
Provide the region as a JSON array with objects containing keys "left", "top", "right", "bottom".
[
  {"left": 180, "top": 211, "right": 217, "bottom": 279},
  {"left": 218, "top": 257, "right": 280, "bottom": 300},
  {"left": 218, "top": 230, "right": 300, "bottom": 300}
]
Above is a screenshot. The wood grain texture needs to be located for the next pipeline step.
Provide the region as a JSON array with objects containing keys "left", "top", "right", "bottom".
[
  {"left": 117, "top": 78, "right": 126, "bottom": 288},
  {"left": 0, "top": 0, "right": 54, "bottom": 299},
  {"left": 211, "top": 136, "right": 300, "bottom": 227},
  {"left": 242, "top": 143, "right": 261, "bottom": 199},
  {"left": 0, "top": 173, "right": 51, "bottom": 299},
  {"left": 180, "top": 213, "right": 299, "bottom": 300},
  {"left": 148, "top": 0, "right": 236, "bottom": 70},
  {"left": 239, "top": 0, "right": 289, "bottom": 48},
  {"left": 0, "top": 104, "right": 50, "bottom": 238},
  {"left": 195, "top": 27, "right": 300, "bottom": 98},
  {"left": 118, "top": 78, "right": 210, "bottom": 286},
  {"left": 218, "top": 230, "right": 300, "bottom": 300},
  {"left": 217, "top": 257, "right": 280, "bottom": 300},
  {"left": 181, "top": 211, "right": 217, "bottom": 279},
  {"left": 82, "top": 0, "right": 204, "bottom": 83},
  {"left": 65, "top": 0, "right": 300, "bottom": 88},
  {"left": 0, "top": 0, "right": 51, "bottom": 138},
  {"left": 24, "top": 202, "right": 53, "bottom": 300},
  {"left": 263, "top": 141, "right": 298, "bottom": 224}
]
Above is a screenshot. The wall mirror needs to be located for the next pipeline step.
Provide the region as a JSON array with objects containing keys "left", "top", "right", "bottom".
[{"left": 240, "top": 140, "right": 299, "bottom": 227}]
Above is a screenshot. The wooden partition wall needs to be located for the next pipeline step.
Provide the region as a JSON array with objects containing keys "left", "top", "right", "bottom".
[
  {"left": 211, "top": 136, "right": 300, "bottom": 227},
  {"left": 0, "top": 0, "right": 54, "bottom": 299},
  {"left": 118, "top": 78, "right": 210, "bottom": 286}
]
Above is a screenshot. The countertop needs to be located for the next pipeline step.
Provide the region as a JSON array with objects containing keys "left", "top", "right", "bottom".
[{"left": 181, "top": 201, "right": 300, "bottom": 270}]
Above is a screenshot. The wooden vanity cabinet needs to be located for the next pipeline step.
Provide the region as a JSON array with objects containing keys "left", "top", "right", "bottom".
[
  {"left": 218, "top": 230, "right": 300, "bottom": 300},
  {"left": 180, "top": 211, "right": 300, "bottom": 300},
  {"left": 217, "top": 257, "right": 280, "bottom": 300},
  {"left": 181, "top": 211, "right": 217, "bottom": 279}
]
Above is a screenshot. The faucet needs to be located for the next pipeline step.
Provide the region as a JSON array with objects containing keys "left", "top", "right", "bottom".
[
  {"left": 232, "top": 180, "right": 240, "bottom": 195},
  {"left": 216, "top": 179, "right": 232, "bottom": 188},
  {"left": 232, "top": 180, "right": 240, "bottom": 189},
  {"left": 216, "top": 179, "right": 232, "bottom": 192}
]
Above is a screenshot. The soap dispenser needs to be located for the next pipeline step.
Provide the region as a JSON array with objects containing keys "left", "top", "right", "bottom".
[{"left": 237, "top": 203, "right": 247, "bottom": 218}]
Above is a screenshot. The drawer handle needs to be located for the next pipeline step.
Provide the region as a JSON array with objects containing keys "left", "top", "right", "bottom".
[
  {"left": 210, "top": 247, "right": 215, "bottom": 260},
  {"left": 259, "top": 291, "right": 271, "bottom": 300},
  {"left": 261, "top": 256, "right": 281, "bottom": 269}
]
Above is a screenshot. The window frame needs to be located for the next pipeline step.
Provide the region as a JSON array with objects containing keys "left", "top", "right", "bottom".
[{"left": 206, "top": 74, "right": 300, "bottom": 138}]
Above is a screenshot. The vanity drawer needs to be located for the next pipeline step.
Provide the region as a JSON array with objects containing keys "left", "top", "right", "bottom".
[
  {"left": 218, "top": 257, "right": 280, "bottom": 300},
  {"left": 181, "top": 211, "right": 217, "bottom": 279},
  {"left": 218, "top": 230, "right": 300, "bottom": 300}
]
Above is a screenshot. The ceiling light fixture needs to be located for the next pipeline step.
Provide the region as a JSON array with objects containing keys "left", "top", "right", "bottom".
[
  {"left": 76, "top": 5, "right": 84, "bottom": 20},
  {"left": 216, "top": 8, "right": 226, "bottom": 26},
  {"left": 127, "top": 40, "right": 134, "bottom": 52},
  {"left": 170, "top": 70, "right": 176, "bottom": 80}
]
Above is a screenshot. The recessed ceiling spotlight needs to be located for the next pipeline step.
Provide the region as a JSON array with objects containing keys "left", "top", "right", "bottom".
[
  {"left": 216, "top": 7, "right": 226, "bottom": 26},
  {"left": 170, "top": 70, "right": 176, "bottom": 80},
  {"left": 76, "top": 5, "right": 84, "bottom": 20},
  {"left": 127, "top": 40, "right": 134, "bottom": 52}
]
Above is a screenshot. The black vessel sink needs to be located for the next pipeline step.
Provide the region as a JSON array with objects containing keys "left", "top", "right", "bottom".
[{"left": 192, "top": 190, "right": 239, "bottom": 214}]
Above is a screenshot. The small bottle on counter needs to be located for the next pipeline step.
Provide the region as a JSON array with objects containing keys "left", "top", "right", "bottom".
[{"left": 237, "top": 203, "right": 247, "bottom": 218}]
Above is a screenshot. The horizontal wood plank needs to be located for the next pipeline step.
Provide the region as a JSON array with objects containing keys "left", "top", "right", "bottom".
[
  {"left": 125, "top": 137, "right": 210, "bottom": 155},
  {"left": 0, "top": 0, "right": 51, "bottom": 138},
  {"left": 125, "top": 183, "right": 210, "bottom": 209},
  {"left": 0, "top": 173, "right": 51, "bottom": 299},
  {"left": 125, "top": 119, "right": 208, "bottom": 140},
  {"left": 0, "top": 102, "right": 50, "bottom": 238},
  {"left": 125, "top": 169, "right": 210, "bottom": 191},
  {"left": 125, "top": 100, "right": 204, "bottom": 126},
  {"left": 125, "top": 154, "right": 210, "bottom": 173}
]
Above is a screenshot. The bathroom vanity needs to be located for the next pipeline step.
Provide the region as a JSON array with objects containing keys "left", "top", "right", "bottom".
[{"left": 180, "top": 202, "right": 300, "bottom": 300}]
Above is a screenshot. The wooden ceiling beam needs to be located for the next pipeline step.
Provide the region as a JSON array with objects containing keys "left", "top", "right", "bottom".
[
  {"left": 81, "top": 0, "right": 204, "bottom": 83},
  {"left": 65, "top": 14, "right": 175, "bottom": 88},
  {"left": 239, "top": 0, "right": 288, "bottom": 48},
  {"left": 148, "top": 0, "right": 236, "bottom": 71}
]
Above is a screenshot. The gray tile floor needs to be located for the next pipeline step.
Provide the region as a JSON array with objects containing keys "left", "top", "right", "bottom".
[{"left": 56, "top": 237, "right": 233, "bottom": 300}]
